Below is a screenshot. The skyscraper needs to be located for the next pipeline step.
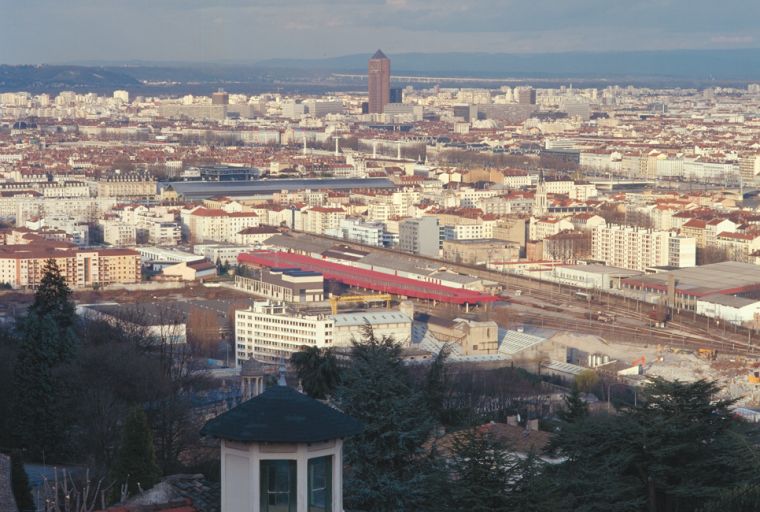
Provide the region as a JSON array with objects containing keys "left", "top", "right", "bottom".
[
  {"left": 368, "top": 49, "right": 390, "bottom": 114},
  {"left": 211, "top": 88, "right": 229, "bottom": 105},
  {"left": 516, "top": 86, "right": 537, "bottom": 105}
]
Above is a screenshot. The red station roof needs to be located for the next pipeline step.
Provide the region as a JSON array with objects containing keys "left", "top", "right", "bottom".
[{"left": 238, "top": 251, "right": 498, "bottom": 305}]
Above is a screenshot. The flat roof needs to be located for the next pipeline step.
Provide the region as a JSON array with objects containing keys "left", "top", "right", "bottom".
[
  {"left": 332, "top": 311, "right": 411, "bottom": 327},
  {"left": 161, "top": 178, "right": 396, "bottom": 199},
  {"left": 698, "top": 294, "right": 760, "bottom": 308},
  {"left": 623, "top": 261, "right": 760, "bottom": 297},
  {"left": 558, "top": 264, "right": 643, "bottom": 277}
]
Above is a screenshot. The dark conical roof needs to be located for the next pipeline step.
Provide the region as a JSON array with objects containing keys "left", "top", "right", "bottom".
[
  {"left": 200, "top": 385, "right": 362, "bottom": 443},
  {"left": 370, "top": 49, "right": 388, "bottom": 60}
]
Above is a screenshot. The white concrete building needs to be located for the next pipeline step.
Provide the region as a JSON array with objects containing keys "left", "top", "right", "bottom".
[
  {"left": 235, "top": 301, "right": 412, "bottom": 365},
  {"left": 591, "top": 225, "right": 696, "bottom": 271}
]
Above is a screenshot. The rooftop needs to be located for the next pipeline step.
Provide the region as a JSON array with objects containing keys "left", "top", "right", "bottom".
[
  {"left": 623, "top": 261, "right": 760, "bottom": 297},
  {"left": 200, "top": 385, "right": 362, "bottom": 443}
]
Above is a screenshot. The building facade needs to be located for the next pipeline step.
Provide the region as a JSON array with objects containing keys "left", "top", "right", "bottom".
[{"left": 368, "top": 50, "right": 390, "bottom": 114}]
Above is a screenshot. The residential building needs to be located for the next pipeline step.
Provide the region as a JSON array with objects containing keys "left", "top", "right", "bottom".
[
  {"left": 182, "top": 207, "right": 260, "bottom": 243},
  {"left": 0, "top": 242, "right": 140, "bottom": 289},
  {"left": 399, "top": 217, "right": 440, "bottom": 257},
  {"left": 591, "top": 225, "right": 695, "bottom": 271}
]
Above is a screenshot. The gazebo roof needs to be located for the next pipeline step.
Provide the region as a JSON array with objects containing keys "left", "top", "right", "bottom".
[{"left": 201, "top": 385, "right": 362, "bottom": 444}]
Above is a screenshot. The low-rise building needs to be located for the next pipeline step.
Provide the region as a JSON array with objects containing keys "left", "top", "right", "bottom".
[
  {"left": 442, "top": 238, "right": 520, "bottom": 265},
  {"left": 234, "top": 300, "right": 411, "bottom": 364},
  {"left": 234, "top": 268, "right": 325, "bottom": 303}
]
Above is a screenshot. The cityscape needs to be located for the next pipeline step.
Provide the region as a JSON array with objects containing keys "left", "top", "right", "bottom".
[{"left": 3, "top": 2, "right": 760, "bottom": 511}]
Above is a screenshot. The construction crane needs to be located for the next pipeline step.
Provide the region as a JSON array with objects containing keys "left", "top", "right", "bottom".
[{"left": 329, "top": 294, "right": 393, "bottom": 315}]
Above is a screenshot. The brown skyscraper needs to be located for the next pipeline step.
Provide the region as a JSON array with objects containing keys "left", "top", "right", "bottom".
[{"left": 368, "top": 49, "right": 390, "bottom": 114}]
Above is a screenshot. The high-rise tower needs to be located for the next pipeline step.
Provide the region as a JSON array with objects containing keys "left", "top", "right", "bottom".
[{"left": 368, "top": 49, "right": 390, "bottom": 114}]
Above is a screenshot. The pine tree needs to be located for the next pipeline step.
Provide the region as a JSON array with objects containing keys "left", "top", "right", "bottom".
[
  {"left": 112, "top": 407, "right": 161, "bottom": 498},
  {"left": 30, "top": 259, "right": 75, "bottom": 331},
  {"left": 423, "top": 346, "right": 449, "bottom": 425},
  {"left": 290, "top": 345, "right": 341, "bottom": 399},
  {"left": 12, "top": 312, "right": 78, "bottom": 459},
  {"left": 338, "top": 326, "right": 438, "bottom": 512},
  {"left": 557, "top": 383, "right": 589, "bottom": 423},
  {"left": 10, "top": 451, "right": 35, "bottom": 512},
  {"left": 544, "top": 377, "right": 760, "bottom": 512},
  {"left": 447, "top": 428, "right": 517, "bottom": 511}
]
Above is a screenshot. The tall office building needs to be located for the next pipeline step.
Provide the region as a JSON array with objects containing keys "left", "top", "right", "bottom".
[
  {"left": 516, "top": 86, "right": 537, "bottom": 105},
  {"left": 211, "top": 89, "right": 229, "bottom": 105},
  {"left": 368, "top": 49, "right": 390, "bottom": 114}
]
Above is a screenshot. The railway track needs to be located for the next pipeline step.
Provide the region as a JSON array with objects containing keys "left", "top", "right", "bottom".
[{"left": 295, "top": 233, "right": 760, "bottom": 356}]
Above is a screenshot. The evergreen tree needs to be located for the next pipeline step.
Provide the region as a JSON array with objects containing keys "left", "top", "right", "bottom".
[
  {"left": 112, "top": 407, "right": 161, "bottom": 498},
  {"left": 446, "top": 428, "right": 518, "bottom": 511},
  {"left": 9, "top": 451, "right": 34, "bottom": 512},
  {"left": 29, "top": 259, "right": 75, "bottom": 331},
  {"left": 338, "top": 326, "right": 438, "bottom": 512},
  {"left": 699, "top": 484, "right": 760, "bottom": 512},
  {"left": 290, "top": 345, "right": 341, "bottom": 399},
  {"left": 12, "top": 313, "right": 78, "bottom": 459},
  {"left": 423, "top": 346, "right": 449, "bottom": 425},
  {"left": 557, "top": 383, "right": 589, "bottom": 423},
  {"left": 544, "top": 377, "right": 760, "bottom": 512}
]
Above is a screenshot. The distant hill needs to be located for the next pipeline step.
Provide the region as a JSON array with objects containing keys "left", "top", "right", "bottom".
[
  {"left": 4, "top": 48, "right": 760, "bottom": 94},
  {"left": 257, "top": 49, "right": 760, "bottom": 80},
  {"left": 0, "top": 65, "right": 141, "bottom": 92}
]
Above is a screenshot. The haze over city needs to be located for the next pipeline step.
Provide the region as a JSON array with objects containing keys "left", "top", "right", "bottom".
[{"left": 2, "top": 0, "right": 760, "bottom": 63}]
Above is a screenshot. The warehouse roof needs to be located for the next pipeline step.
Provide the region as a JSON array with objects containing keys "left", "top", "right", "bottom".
[{"left": 623, "top": 261, "right": 760, "bottom": 297}]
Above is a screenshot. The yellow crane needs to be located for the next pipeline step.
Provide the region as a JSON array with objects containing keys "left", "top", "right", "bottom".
[{"left": 329, "top": 294, "right": 393, "bottom": 315}]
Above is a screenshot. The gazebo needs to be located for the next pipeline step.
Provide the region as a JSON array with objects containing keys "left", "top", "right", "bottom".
[{"left": 201, "top": 380, "right": 362, "bottom": 512}]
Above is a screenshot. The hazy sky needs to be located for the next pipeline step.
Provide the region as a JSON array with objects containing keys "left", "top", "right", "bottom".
[{"left": 1, "top": 0, "right": 759, "bottom": 64}]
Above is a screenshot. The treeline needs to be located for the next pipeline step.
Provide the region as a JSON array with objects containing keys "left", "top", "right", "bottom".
[
  {"left": 292, "top": 327, "right": 760, "bottom": 512},
  {"left": 0, "top": 260, "right": 217, "bottom": 509}
]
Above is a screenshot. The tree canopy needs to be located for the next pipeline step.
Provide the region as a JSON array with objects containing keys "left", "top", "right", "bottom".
[
  {"left": 112, "top": 407, "right": 161, "bottom": 498},
  {"left": 337, "top": 326, "right": 439, "bottom": 512},
  {"left": 545, "top": 377, "right": 760, "bottom": 512},
  {"left": 290, "top": 345, "right": 341, "bottom": 399},
  {"left": 29, "top": 259, "right": 76, "bottom": 331}
]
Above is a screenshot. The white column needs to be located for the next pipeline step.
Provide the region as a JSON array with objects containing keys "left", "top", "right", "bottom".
[
  {"left": 336, "top": 440, "right": 344, "bottom": 512},
  {"left": 297, "top": 448, "right": 308, "bottom": 512}
]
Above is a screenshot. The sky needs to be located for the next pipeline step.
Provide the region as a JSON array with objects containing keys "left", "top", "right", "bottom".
[{"left": 1, "top": 0, "right": 759, "bottom": 64}]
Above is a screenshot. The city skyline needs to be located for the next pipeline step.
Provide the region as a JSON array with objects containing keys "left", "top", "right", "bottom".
[{"left": 1, "top": 0, "right": 759, "bottom": 64}]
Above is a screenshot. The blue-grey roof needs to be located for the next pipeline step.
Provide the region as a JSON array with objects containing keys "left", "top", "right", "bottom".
[{"left": 200, "top": 385, "right": 362, "bottom": 443}]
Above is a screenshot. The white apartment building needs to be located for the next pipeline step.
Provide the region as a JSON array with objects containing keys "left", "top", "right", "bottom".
[
  {"left": 542, "top": 179, "right": 598, "bottom": 201},
  {"left": 235, "top": 301, "right": 411, "bottom": 364},
  {"left": 99, "top": 219, "right": 137, "bottom": 246},
  {"left": 502, "top": 171, "right": 532, "bottom": 188},
  {"left": 327, "top": 218, "right": 385, "bottom": 246},
  {"left": 181, "top": 207, "right": 260, "bottom": 243},
  {"left": 442, "top": 222, "right": 495, "bottom": 241},
  {"left": 529, "top": 217, "right": 574, "bottom": 241},
  {"left": 457, "top": 189, "right": 500, "bottom": 209},
  {"left": 668, "top": 236, "right": 697, "bottom": 268},
  {"left": 591, "top": 225, "right": 696, "bottom": 271},
  {"left": 300, "top": 206, "right": 346, "bottom": 236}
]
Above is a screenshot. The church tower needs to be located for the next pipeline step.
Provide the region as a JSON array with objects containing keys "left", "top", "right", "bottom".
[{"left": 534, "top": 170, "right": 548, "bottom": 216}]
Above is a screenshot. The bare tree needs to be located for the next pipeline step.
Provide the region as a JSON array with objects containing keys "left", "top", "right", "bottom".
[{"left": 39, "top": 467, "right": 111, "bottom": 512}]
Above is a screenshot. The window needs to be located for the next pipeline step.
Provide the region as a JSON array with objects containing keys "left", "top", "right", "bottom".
[
  {"left": 260, "top": 460, "right": 296, "bottom": 512},
  {"left": 308, "top": 456, "right": 332, "bottom": 512}
]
